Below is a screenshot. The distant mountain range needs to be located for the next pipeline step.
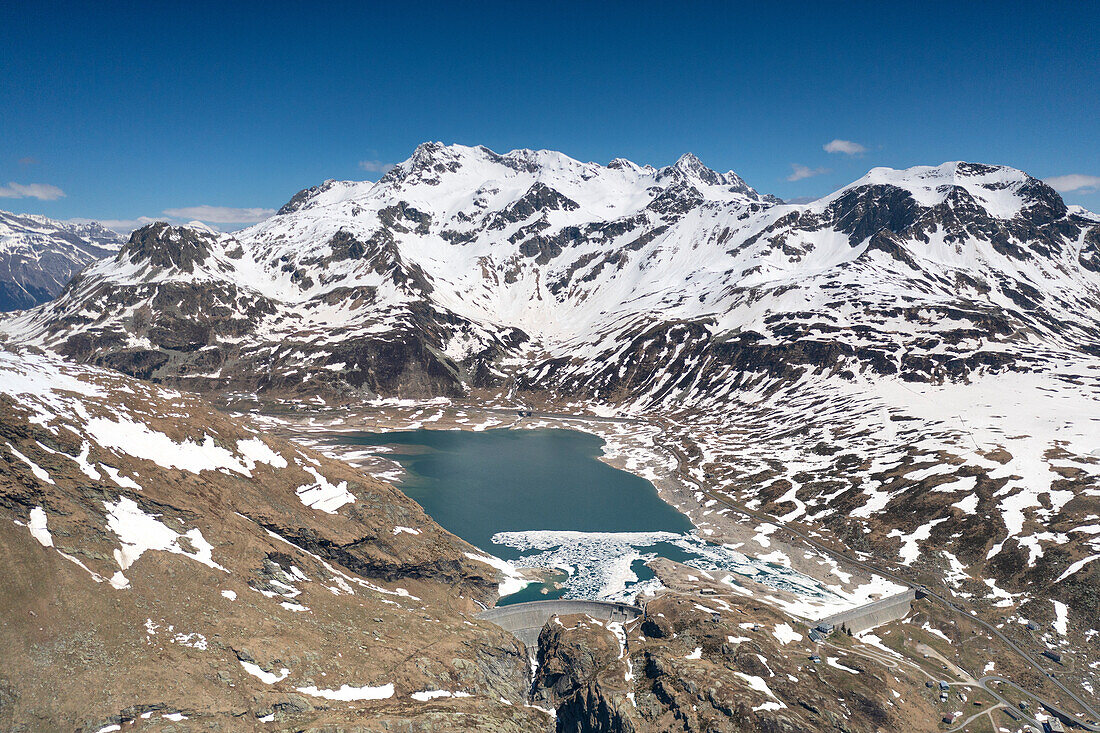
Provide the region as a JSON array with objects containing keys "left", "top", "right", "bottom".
[{"left": 0, "top": 210, "right": 124, "bottom": 311}]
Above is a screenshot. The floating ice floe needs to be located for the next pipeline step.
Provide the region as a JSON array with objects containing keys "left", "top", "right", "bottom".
[{"left": 490, "top": 528, "right": 903, "bottom": 614}]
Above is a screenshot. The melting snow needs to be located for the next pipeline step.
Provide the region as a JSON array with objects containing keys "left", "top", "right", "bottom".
[
  {"left": 734, "top": 672, "right": 784, "bottom": 707},
  {"left": 239, "top": 661, "right": 289, "bottom": 684},
  {"left": 410, "top": 690, "right": 473, "bottom": 701},
  {"left": 1052, "top": 600, "right": 1068, "bottom": 636},
  {"left": 104, "top": 496, "right": 226, "bottom": 586},
  {"left": 87, "top": 418, "right": 251, "bottom": 474},
  {"left": 100, "top": 464, "right": 142, "bottom": 490},
  {"left": 294, "top": 465, "right": 355, "bottom": 513},
  {"left": 772, "top": 623, "right": 802, "bottom": 645},
  {"left": 463, "top": 552, "right": 528, "bottom": 596},
  {"left": 236, "top": 437, "right": 288, "bottom": 469},
  {"left": 27, "top": 506, "right": 53, "bottom": 547},
  {"left": 296, "top": 683, "right": 395, "bottom": 701},
  {"left": 8, "top": 445, "right": 52, "bottom": 484},
  {"left": 826, "top": 656, "right": 861, "bottom": 674}
]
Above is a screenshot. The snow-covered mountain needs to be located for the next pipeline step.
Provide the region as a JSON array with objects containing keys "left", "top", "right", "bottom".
[
  {"left": 2, "top": 144, "right": 1099, "bottom": 630},
  {"left": 0, "top": 210, "right": 125, "bottom": 311},
  {"left": 5, "top": 144, "right": 1097, "bottom": 399}
]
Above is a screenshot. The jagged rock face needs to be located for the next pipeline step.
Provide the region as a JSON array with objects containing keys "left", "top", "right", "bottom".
[
  {"left": 530, "top": 595, "right": 939, "bottom": 733},
  {"left": 119, "top": 221, "right": 218, "bottom": 272},
  {"left": 0, "top": 345, "right": 543, "bottom": 729},
  {"left": 0, "top": 210, "right": 124, "bottom": 310},
  {"left": 534, "top": 615, "right": 639, "bottom": 733}
]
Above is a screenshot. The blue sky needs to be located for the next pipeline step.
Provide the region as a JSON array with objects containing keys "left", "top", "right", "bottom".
[{"left": 2, "top": 1, "right": 1098, "bottom": 230}]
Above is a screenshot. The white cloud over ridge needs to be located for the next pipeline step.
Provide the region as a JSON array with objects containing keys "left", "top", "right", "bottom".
[
  {"left": 67, "top": 216, "right": 163, "bottom": 235},
  {"left": 823, "top": 139, "right": 868, "bottom": 155},
  {"left": 1044, "top": 174, "right": 1100, "bottom": 193},
  {"left": 69, "top": 206, "right": 272, "bottom": 236},
  {"left": 0, "top": 182, "right": 66, "bottom": 200},
  {"left": 359, "top": 159, "right": 395, "bottom": 174},
  {"left": 162, "top": 205, "right": 275, "bottom": 223},
  {"left": 787, "top": 164, "right": 829, "bottom": 182}
]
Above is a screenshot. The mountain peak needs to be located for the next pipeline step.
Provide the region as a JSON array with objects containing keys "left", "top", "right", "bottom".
[
  {"left": 410, "top": 140, "right": 449, "bottom": 162},
  {"left": 836, "top": 161, "right": 1066, "bottom": 220},
  {"left": 120, "top": 221, "right": 220, "bottom": 273},
  {"left": 673, "top": 151, "right": 707, "bottom": 170},
  {"left": 656, "top": 152, "right": 768, "bottom": 201},
  {"left": 605, "top": 157, "right": 659, "bottom": 174},
  {"left": 667, "top": 152, "right": 722, "bottom": 184}
]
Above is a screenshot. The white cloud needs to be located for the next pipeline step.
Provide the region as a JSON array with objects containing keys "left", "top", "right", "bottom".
[
  {"left": 68, "top": 216, "right": 166, "bottom": 235},
  {"left": 69, "top": 205, "right": 272, "bottom": 236},
  {"left": 161, "top": 205, "right": 274, "bottom": 224},
  {"left": 823, "top": 139, "right": 868, "bottom": 155},
  {"left": 787, "top": 164, "right": 830, "bottom": 182},
  {"left": 0, "top": 182, "right": 66, "bottom": 200},
  {"left": 1044, "top": 174, "right": 1100, "bottom": 193},
  {"left": 359, "top": 159, "right": 395, "bottom": 174},
  {"left": 104, "top": 217, "right": 164, "bottom": 235}
]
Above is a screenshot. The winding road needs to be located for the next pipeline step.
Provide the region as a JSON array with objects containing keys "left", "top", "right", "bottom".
[{"left": 697, "top": 475, "right": 1100, "bottom": 728}]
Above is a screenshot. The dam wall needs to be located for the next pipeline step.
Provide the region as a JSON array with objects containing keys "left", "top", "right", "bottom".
[
  {"left": 816, "top": 589, "right": 917, "bottom": 634},
  {"left": 476, "top": 599, "right": 642, "bottom": 649}
]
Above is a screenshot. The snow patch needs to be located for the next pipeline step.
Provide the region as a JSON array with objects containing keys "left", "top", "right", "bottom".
[
  {"left": 239, "top": 661, "right": 289, "bottom": 684},
  {"left": 296, "top": 683, "right": 395, "bottom": 701}
]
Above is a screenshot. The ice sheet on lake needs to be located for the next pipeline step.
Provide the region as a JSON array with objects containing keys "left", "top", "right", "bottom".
[{"left": 491, "top": 529, "right": 872, "bottom": 610}]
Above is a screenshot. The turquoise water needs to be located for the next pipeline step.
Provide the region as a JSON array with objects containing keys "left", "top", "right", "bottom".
[
  {"left": 333, "top": 428, "right": 841, "bottom": 606},
  {"left": 340, "top": 428, "right": 690, "bottom": 549}
]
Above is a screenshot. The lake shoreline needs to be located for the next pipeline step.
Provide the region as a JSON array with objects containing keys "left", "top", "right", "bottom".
[{"left": 236, "top": 398, "right": 907, "bottom": 618}]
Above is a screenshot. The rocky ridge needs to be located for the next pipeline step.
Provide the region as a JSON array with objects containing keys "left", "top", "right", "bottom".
[{"left": 0, "top": 344, "right": 542, "bottom": 730}]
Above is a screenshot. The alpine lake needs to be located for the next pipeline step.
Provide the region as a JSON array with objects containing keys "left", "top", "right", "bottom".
[{"left": 332, "top": 427, "right": 840, "bottom": 607}]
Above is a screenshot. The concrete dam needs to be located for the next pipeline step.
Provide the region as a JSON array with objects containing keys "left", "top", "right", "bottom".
[
  {"left": 477, "top": 589, "right": 914, "bottom": 653},
  {"left": 815, "top": 589, "right": 917, "bottom": 634},
  {"left": 476, "top": 599, "right": 642, "bottom": 649}
]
